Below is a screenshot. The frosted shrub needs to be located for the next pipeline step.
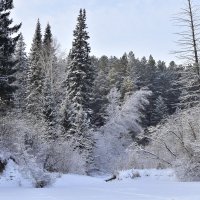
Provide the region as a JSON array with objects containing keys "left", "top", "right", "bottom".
[
  {"left": 130, "top": 171, "right": 141, "bottom": 179},
  {"left": 44, "top": 141, "right": 86, "bottom": 174},
  {"left": 132, "top": 106, "right": 200, "bottom": 181},
  {"left": 32, "top": 171, "right": 53, "bottom": 188},
  {"left": 0, "top": 112, "right": 55, "bottom": 187},
  {"left": 95, "top": 88, "right": 151, "bottom": 172}
]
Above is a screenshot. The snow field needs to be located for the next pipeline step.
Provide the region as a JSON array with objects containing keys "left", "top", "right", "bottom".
[{"left": 1, "top": 162, "right": 200, "bottom": 200}]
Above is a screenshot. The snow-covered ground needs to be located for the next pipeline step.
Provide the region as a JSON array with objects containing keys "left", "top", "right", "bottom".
[{"left": 1, "top": 161, "right": 200, "bottom": 200}]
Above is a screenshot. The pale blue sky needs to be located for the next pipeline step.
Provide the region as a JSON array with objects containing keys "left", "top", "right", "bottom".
[{"left": 12, "top": 0, "right": 199, "bottom": 63}]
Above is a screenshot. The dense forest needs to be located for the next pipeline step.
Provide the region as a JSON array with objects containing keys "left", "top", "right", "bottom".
[{"left": 1, "top": 0, "right": 200, "bottom": 187}]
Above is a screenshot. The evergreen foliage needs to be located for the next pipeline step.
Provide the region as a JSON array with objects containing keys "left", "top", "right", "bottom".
[
  {"left": 0, "top": 3, "right": 197, "bottom": 178},
  {"left": 173, "top": 0, "right": 200, "bottom": 108},
  {"left": 61, "top": 9, "right": 95, "bottom": 170},
  {"left": 151, "top": 95, "right": 168, "bottom": 125},
  {"left": 0, "top": 0, "right": 21, "bottom": 110},
  {"left": 178, "top": 64, "right": 200, "bottom": 107},
  {"left": 26, "top": 19, "right": 43, "bottom": 117},
  {"left": 92, "top": 56, "right": 110, "bottom": 127},
  {"left": 43, "top": 23, "right": 52, "bottom": 53},
  {"left": 14, "top": 33, "right": 28, "bottom": 110},
  {"left": 42, "top": 23, "right": 57, "bottom": 140}
]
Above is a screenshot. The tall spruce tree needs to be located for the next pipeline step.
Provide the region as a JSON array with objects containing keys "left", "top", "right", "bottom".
[
  {"left": 92, "top": 56, "right": 110, "bottom": 127},
  {"left": 26, "top": 19, "right": 43, "bottom": 117},
  {"left": 62, "top": 9, "right": 94, "bottom": 172},
  {"left": 0, "top": 0, "right": 21, "bottom": 110},
  {"left": 151, "top": 95, "right": 168, "bottom": 125},
  {"left": 42, "top": 23, "right": 55, "bottom": 86},
  {"left": 14, "top": 33, "right": 28, "bottom": 110},
  {"left": 42, "top": 23, "right": 57, "bottom": 140},
  {"left": 43, "top": 23, "right": 52, "bottom": 52}
]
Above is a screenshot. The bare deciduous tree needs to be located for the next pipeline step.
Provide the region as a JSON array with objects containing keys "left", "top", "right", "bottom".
[
  {"left": 173, "top": 0, "right": 200, "bottom": 68},
  {"left": 172, "top": 0, "right": 200, "bottom": 107}
]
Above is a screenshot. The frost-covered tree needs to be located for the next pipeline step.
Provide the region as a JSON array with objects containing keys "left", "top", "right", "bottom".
[
  {"left": 178, "top": 64, "right": 200, "bottom": 107},
  {"left": 0, "top": 111, "right": 54, "bottom": 187},
  {"left": 107, "top": 54, "right": 130, "bottom": 97},
  {"left": 95, "top": 88, "right": 151, "bottom": 172},
  {"left": 42, "top": 23, "right": 57, "bottom": 83},
  {"left": 43, "top": 23, "right": 52, "bottom": 55},
  {"left": 173, "top": 0, "right": 200, "bottom": 107},
  {"left": 160, "top": 63, "right": 181, "bottom": 115},
  {"left": 26, "top": 19, "right": 43, "bottom": 118},
  {"left": 132, "top": 56, "right": 147, "bottom": 89},
  {"left": 90, "top": 56, "right": 110, "bottom": 127},
  {"left": 42, "top": 77, "right": 56, "bottom": 141},
  {"left": 14, "top": 33, "right": 28, "bottom": 110},
  {"left": 42, "top": 23, "right": 55, "bottom": 81},
  {"left": 117, "top": 53, "right": 129, "bottom": 94},
  {"left": 143, "top": 55, "right": 158, "bottom": 126},
  {"left": 61, "top": 9, "right": 95, "bottom": 172},
  {"left": 62, "top": 9, "right": 93, "bottom": 132},
  {"left": 41, "top": 23, "right": 57, "bottom": 140},
  {"left": 173, "top": 0, "right": 200, "bottom": 66},
  {"left": 120, "top": 54, "right": 135, "bottom": 100},
  {"left": 105, "top": 87, "right": 121, "bottom": 118},
  {"left": 52, "top": 53, "right": 67, "bottom": 108},
  {"left": 133, "top": 106, "right": 200, "bottom": 181},
  {"left": 0, "top": 0, "right": 21, "bottom": 110},
  {"left": 151, "top": 95, "right": 168, "bottom": 125}
]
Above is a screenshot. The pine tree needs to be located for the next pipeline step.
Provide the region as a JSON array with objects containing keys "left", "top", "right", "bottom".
[
  {"left": 160, "top": 63, "right": 181, "bottom": 115},
  {"left": 14, "top": 33, "right": 28, "bottom": 110},
  {"left": 92, "top": 56, "right": 110, "bottom": 127},
  {"left": 42, "top": 23, "right": 57, "bottom": 141},
  {"left": 26, "top": 19, "right": 43, "bottom": 117},
  {"left": 108, "top": 56, "right": 120, "bottom": 88},
  {"left": 138, "top": 55, "right": 157, "bottom": 126},
  {"left": 107, "top": 54, "right": 129, "bottom": 96},
  {"left": 61, "top": 9, "right": 94, "bottom": 171},
  {"left": 178, "top": 64, "right": 200, "bottom": 107},
  {"left": 43, "top": 23, "right": 52, "bottom": 54},
  {"left": 151, "top": 95, "right": 168, "bottom": 125},
  {"left": 0, "top": 0, "right": 21, "bottom": 110},
  {"left": 118, "top": 53, "right": 128, "bottom": 90},
  {"left": 120, "top": 53, "right": 135, "bottom": 100},
  {"left": 42, "top": 23, "right": 55, "bottom": 86},
  {"left": 133, "top": 56, "right": 148, "bottom": 89},
  {"left": 43, "top": 76, "right": 56, "bottom": 140}
]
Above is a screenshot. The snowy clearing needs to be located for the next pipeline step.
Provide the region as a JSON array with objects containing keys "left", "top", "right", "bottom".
[{"left": 1, "top": 164, "right": 200, "bottom": 200}]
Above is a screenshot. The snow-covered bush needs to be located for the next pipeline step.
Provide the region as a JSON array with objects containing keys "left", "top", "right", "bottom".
[
  {"left": 0, "top": 111, "right": 55, "bottom": 187},
  {"left": 43, "top": 141, "right": 86, "bottom": 175},
  {"left": 0, "top": 109, "right": 89, "bottom": 179},
  {"left": 131, "top": 105, "right": 200, "bottom": 181},
  {"left": 95, "top": 88, "right": 151, "bottom": 172}
]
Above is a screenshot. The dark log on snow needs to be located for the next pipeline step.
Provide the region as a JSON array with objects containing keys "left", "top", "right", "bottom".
[{"left": 105, "top": 175, "right": 117, "bottom": 182}]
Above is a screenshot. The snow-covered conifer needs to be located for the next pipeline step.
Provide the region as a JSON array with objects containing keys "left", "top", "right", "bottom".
[
  {"left": 151, "top": 95, "right": 168, "bottom": 125},
  {"left": 61, "top": 9, "right": 95, "bottom": 171},
  {"left": 26, "top": 19, "right": 43, "bottom": 118},
  {"left": 41, "top": 23, "right": 57, "bottom": 140},
  {"left": 0, "top": 0, "right": 21, "bottom": 110},
  {"left": 14, "top": 33, "right": 28, "bottom": 110}
]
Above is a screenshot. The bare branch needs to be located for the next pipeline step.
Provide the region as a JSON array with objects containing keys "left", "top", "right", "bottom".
[
  {"left": 137, "top": 147, "right": 172, "bottom": 166},
  {"left": 172, "top": 0, "right": 200, "bottom": 67},
  {"left": 168, "top": 130, "right": 193, "bottom": 157}
]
